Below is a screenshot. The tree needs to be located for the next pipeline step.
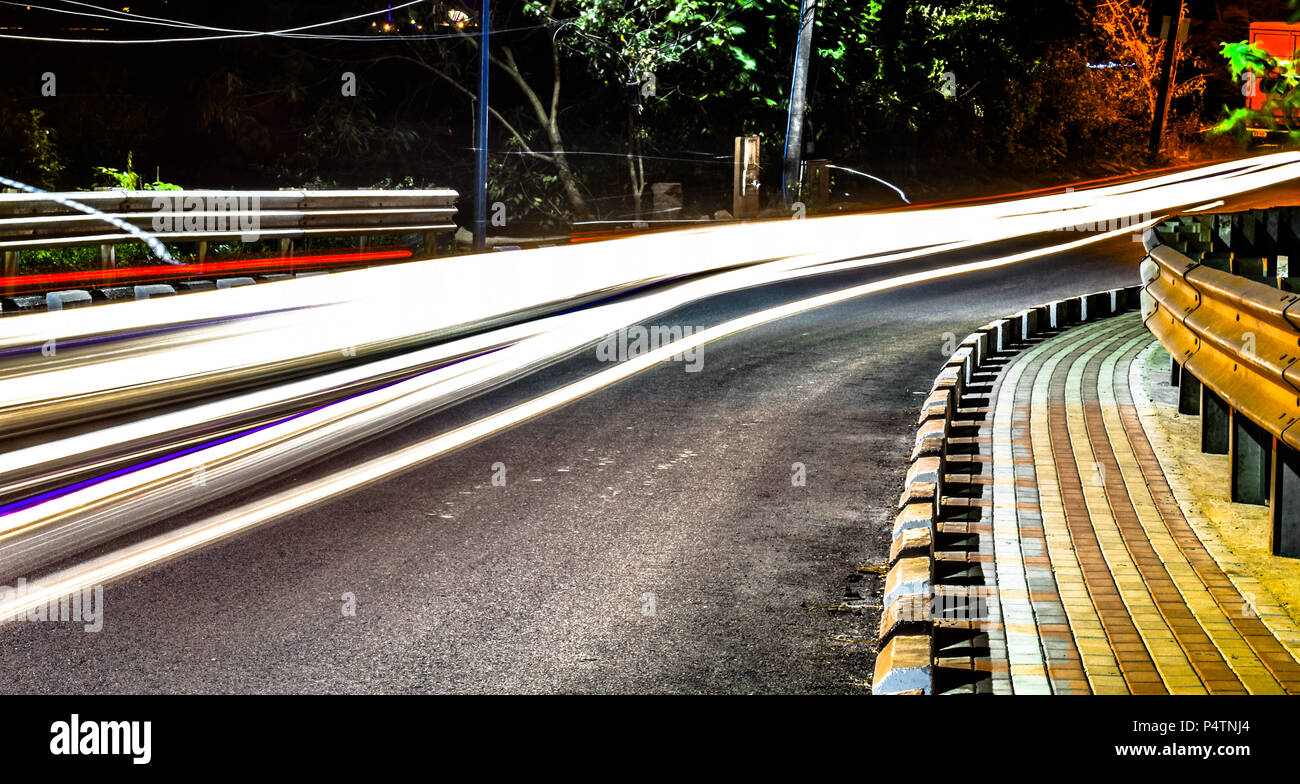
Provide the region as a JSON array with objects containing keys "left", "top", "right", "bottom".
[
  {"left": 528, "top": 1, "right": 760, "bottom": 219},
  {"left": 389, "top": 2, "right": 590, "bottom": 219},
  {"left": 0, "top": 107, "right": 65, "bottom": 190},
  {"left": 392, "top": 2, "right": 760, "bottom": 222}
]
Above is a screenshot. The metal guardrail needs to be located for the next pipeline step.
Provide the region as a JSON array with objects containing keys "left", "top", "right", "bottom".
[
  {"left": 1140, "top": 208, "right": 1300, "bottom": 557},
  {"left": 0, "top": 188, "right": 459, "bottom": 273}
]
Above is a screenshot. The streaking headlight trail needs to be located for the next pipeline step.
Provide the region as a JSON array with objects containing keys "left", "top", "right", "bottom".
[{"left": 0, "top": 154, "right": 1298, "bottom": 622}]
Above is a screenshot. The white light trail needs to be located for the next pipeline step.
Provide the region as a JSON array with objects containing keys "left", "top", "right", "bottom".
[
  {"left": 0, "top": 219, "right": 1158, "bottom": 624},
  {"left": 1, "top": 154, "right": 1298, "bottom": 616}
]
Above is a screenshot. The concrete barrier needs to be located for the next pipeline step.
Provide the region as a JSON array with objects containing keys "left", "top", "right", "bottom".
[
  {"left": 90, "top": 286, "right": 135, "bottom": 302},
  {"left": 1, "top": 295, "right": 45, "bottom": 313},
  {"left": 45, "top": 290, "right": 92, "bottom": 311},
  {"left": 133, "top": 284, "right": 176, "bottom": 300},
  {"left": 216, "top": 277, "right": 257, "bottom": 290}
]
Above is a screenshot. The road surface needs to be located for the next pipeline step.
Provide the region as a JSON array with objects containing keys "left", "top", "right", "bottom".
[{"left": 2, "top": 177, "right": 1296, "bottom": 694}]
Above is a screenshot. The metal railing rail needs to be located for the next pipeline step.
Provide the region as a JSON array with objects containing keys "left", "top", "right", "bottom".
[
  {"left": 1143, "top": 244, "right": 1300, "bottom": 444},
  {"left": 0, "top": 188, "right": 459, "bottom": 273},
  {"left": 1140, "top": 207, "right": 1300, "bottom": 556}
]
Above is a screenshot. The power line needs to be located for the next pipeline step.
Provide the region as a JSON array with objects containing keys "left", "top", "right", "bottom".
[
  {"left": 4, "top": 1, "right": 228, "bottom": 31},
  {"left": 10, "top": 0, "right": 552, "bottom": 44},
  {"left": 274, "top": 25, "right": 553, "bottom": 43},
  {"left": 0, "top": 0, "right": 429, "bottom": 44}
]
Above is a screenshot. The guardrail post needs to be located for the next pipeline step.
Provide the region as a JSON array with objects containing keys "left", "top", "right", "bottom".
[
  {"left": 1200, "top": 386, "right": 1230, "bottom": 454},
  {"left": 1169, "top": 356, "right": 1181, "bottom": 387},
  {"left": 1231, "top": 410, "right": 1271, "bottom": 505},
  {"left": 1178, "top": 366, "right": 1200, "bottom": 415},
  {"left": 98, "top": 243, "right": 115, "bottom": 271},
  {"left": 198, "top": 241, "right": 208, "bottom": 264},
  {"left": 1272, "top": 439, "right": 1300, "bottom": 556},
  {"left": 2, "top": 250, "right": 16, "bottom": 294},
  {"left": 281, "top": 236, "right": 294, "bottom": 273}
]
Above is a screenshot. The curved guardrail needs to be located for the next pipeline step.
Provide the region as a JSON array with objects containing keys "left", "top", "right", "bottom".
[
  {"left": 1140, "top": 209, "right": 1300, "bottom": 557},
  {"left": 1142, "top": 243, "right": 1300, "bottom": 447}
]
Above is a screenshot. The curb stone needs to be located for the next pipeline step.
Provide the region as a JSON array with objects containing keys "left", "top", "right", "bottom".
[{"left": 871, "top": 283, "right": 1142, "bottom": 694}]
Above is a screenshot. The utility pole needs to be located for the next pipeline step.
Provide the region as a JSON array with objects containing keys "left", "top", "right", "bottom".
[
  {"left": 1148, "top": 1, "right": 1185, "bottom": 158},
  {"left": 781, "top": 0, "right": 817, "bottom": 210},
  {"left": 473, "top": 0, "right": 490, "bottom": 251}
]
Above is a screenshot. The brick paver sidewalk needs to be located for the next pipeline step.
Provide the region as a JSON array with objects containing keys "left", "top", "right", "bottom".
[{"left": 937, "top": 313, "right": 1300, "bottom": 694}]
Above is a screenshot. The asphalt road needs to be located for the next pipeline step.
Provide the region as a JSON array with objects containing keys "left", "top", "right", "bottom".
[{"left": 2, "top": 184, "right": 1295, "bottom": 694}]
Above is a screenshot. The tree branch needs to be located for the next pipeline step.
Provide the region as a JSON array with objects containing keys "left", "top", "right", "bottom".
[
  {"left": 550, "top": 34, "right": 562, "bottom": 125},
  {"left": 496, "top": 46, "right": 552, "bottom": 134},
  {"left": 372, "top": 53, "right": 553, "bottom": 163}
]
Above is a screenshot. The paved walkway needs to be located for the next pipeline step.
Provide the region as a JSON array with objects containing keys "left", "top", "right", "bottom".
[{"left": 938, "top": 313, "right": 1300, "bottom": 694}]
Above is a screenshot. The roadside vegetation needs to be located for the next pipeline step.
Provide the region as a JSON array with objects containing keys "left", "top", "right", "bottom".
[{"left": 1, "top": 1, "right": 1297, "bottom": 236}]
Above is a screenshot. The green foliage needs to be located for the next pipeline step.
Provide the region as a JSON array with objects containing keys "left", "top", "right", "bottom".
[
  {"left": 92, "top": 152, "right": 181, "bottom": 190},
  {"left": 1221, "top": 41, "right": 1276, "bottom": 81},
  {"left": 20, "top": 241, "right": 188, "bottom": 274},
  {"left": 370, "top": 175, "right": 418, "bottom": 190},
  {"left": 21, "top": 245, "right": 97, "bottom": 274},
  {"left": 487, "top": 130, "right": 571, "bottom": 230},
  {"left": 1212, "top": 39, "right": 1300, "bottom": 140},
  {"left": 504, "top": 0, "right": 1151, "bottom": 207},
  {"left": 526, "top": 0, "right": 762, "bottom": 83},
  {"left": 0, "top": 108, "right": 65, "bottom": 189}
]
